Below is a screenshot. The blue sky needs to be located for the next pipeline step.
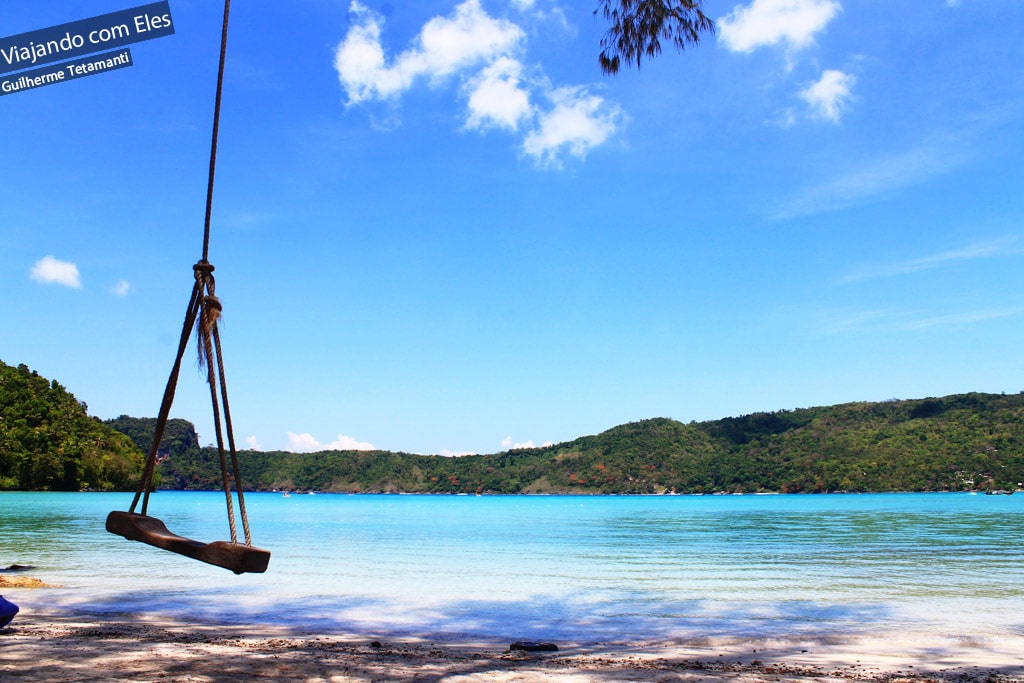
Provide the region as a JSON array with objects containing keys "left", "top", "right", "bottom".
[{"left": 2, "top": 0, "right": 1023, "bottom": 456}]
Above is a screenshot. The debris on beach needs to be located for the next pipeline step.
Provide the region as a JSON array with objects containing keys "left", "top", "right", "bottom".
[
  {"left": 0, "top": 575, "right": 58, "bottom": 589},
  {"left": 509, "top": 641, "right": 559, "bottom": 652},
  {"left": 0, "top": 595, "right": 18, "bottom": 628}
]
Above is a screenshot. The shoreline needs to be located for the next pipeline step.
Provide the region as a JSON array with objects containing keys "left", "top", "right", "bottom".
[
  {"left": 2, "top": 609, "right": 1022, "bottom": 682},
  {"left": 4, "top": 493, "right": 1023, "bottom": 681},
  {"left": 36, "top": 488, "right": 1018, "bottom": 495}
]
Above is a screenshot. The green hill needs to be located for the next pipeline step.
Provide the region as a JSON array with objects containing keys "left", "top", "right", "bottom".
[
  {"left": 693, "top": 394, "right": 1024, "bottom": 493},
  {"left": 0, "top": 360, "right": 143, "bottom": 491},
  {"left": 109, "top": 393, "right": 1024, "bottom": 494},
  {"left": 5, "top": 359, "right": 1022, "bottom": 493}
]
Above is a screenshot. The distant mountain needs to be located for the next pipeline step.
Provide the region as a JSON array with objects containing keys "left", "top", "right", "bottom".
[
  {"left": 108, "top": 393, "right": 1024, "bottom": 494},
  {"left": 0, "top": 360, "right": 142, "bottom": 491}
]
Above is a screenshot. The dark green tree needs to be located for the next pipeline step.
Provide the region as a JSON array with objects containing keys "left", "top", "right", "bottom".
[
  {"left": 597, "top": 0, "right": 716, "bottom": 75},
  {"left": 0, "top": 360, "right": 143, "bottom": 490},
  {"left": 104, "top": 393, "right": 1024, "bottom": 496}
]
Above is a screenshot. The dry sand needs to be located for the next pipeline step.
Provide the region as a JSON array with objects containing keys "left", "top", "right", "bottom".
[{"left": 2, "top": 606, "right": 1022, "bottom": 683}]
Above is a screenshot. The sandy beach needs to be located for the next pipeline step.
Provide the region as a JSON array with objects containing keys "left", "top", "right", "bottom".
[{"left": 2, "top": 604, "right": 1022, "bottom": 682}]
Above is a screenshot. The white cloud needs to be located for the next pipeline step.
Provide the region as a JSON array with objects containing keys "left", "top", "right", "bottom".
[
  {"left": 902, "top": 307, "right": 1024, "bottom": 331},
  {"left": 501, "top": 436, "right": 552, "bottom": 450},
  {"left": 334, "top": 1, "right": 621, "bottom": 168},
  {"left": 245, "top": 435, "right": 262, "bottom": 450},
  {"left": 333, "top": 4, "right": 398, "bottom": 101},
  {"left": 111, "top": 279, "right": 131, "bottom": 296},
  {"left": 417, "top": 0, "right": 523, "bottom": 75},
  {"left": 770, "top": 107, "right": 799, "bottom": 128},
  {"left": 286, "top": 431, "right": 376, "bottom": 453},
  {"left": 777, "top": 142, "right": 967, "bottom": 219},
  {"left": 335, "top": 0, "right": 523, "bottom": 103},
  {"left": 287, "top": 432, "right": 321, "bottom": 452},
  {"left": 800, "top": 69, "right": 855, "bottom": 122},
  {"left": 522, "top": 87, "right": 622, "bottom": 168},
  {"left": 439, "top": 448, "right": 477, "bottom": 457},
  {"left": 510, "top": 0, "right": 570, "bottom": 31},
  {"left": 464, "top": 56, "right": 533, "bottom": 131},
  {"left": 841, "top": 238, "right": 1018, "bottom": 283},
  {"left": 718, "top": 0, "right": 842, "bottom": 53},
  {"left": 30, "top": 255, "right": 81, "bottom": 288},
  {"left": 329, "top": 434, "right": 376, "bottom": 450},
  {"left": 814, "top": 304, "right": 1024, "bottom": 335}
]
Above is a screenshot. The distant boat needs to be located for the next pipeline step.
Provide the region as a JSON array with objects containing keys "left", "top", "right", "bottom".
[{"left": 282, "top": 492, "right": 291, "bottom": 498}]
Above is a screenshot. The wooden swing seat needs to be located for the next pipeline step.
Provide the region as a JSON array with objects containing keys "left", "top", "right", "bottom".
[{"left": 106, "top": 511, "right": 270, "bottom": 575}]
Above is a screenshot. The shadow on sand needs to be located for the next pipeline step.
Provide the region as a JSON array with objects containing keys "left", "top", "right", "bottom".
[{"left": 2, "top": 590, "right": 1020, "bottom": 682}]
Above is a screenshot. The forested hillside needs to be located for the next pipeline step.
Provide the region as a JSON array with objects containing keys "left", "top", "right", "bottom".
[
  {"left": 0, "top": 360, "right": 143, "bottom": 490},
  {"left": 104, "top": 415, "right": 204, "bottom": 489},
  {"left": 109, "top": 393, "right": 1024, "bottom": 494},
  {"left": 4, "top": 358, "right": 1022, "bottom": 493}
]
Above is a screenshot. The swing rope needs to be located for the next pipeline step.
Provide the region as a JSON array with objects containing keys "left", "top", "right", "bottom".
[
  {"left": 202, "top": 0, "right": 231, "bottom": 263},
  {"left": 124, "top": 0, "right": 255, "bottom": 551}
]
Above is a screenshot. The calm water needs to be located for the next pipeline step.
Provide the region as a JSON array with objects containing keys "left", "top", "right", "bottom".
[{"left": 1, "top": 491, "right": 1022, "bottom": 644}]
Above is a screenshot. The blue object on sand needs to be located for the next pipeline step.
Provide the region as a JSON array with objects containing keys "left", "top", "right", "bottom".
[{"left": 0, "top": 595, "right": 19, "bottom": 628}]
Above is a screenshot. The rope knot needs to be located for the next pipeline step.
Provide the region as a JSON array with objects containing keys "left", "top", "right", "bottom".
[{"left": 193, "top": 260, "right": 216, "bottom": 278}]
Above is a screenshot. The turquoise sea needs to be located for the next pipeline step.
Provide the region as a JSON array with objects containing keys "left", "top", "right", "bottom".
[{"left": 1, "top": 491, "right": 1022, "bottom": 646}]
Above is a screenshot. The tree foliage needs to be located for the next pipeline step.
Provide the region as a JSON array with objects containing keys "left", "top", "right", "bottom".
[
  {"left": 104, "top": 415, "right": 203, "bottom": 489},
  {"left": 0, "top": 360, "right": 143, "bottom": 490},
  {"left": 109, "top": 393, "right": 1024, "bottom": 495},
  {"left": 6, "top": 360, "right": 1023, "bottom": 494},
  {"left": 596, "top": 0, "right": 716, "bottom": 75}
]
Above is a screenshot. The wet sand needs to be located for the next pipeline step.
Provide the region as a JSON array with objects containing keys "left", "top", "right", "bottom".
[{"left": 2, "top": 607, "right": 1022, "bottom": 682}]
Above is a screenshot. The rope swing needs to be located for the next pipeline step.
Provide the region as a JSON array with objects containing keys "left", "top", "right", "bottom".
[{"left": 106, "top": 0, "right": 270, "bottom": 575}]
